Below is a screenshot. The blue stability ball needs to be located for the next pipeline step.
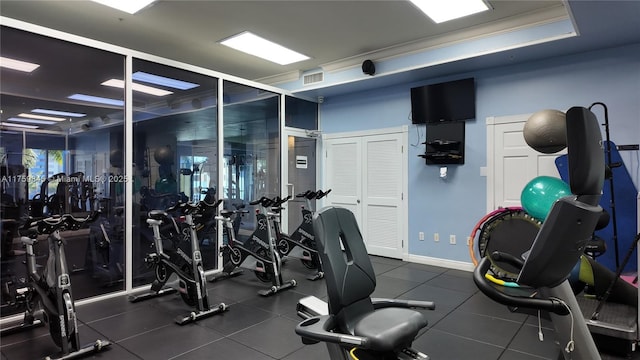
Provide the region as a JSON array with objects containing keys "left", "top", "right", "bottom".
[{"left": 521, "top": 176, "right": 571, "bottom": 221}]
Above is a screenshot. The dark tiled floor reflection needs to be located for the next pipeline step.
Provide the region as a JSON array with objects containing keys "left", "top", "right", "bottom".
[{"left": 1, "top": 256, "right": 637, "bottom": 359}]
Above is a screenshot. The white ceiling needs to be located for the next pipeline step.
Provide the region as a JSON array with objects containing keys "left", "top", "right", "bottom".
[
  {"left": 0, "top": 1, "right": 575, "bottom": 78},
  {"left": 1, "top": 1, "right": 639, "bottom": 97}
]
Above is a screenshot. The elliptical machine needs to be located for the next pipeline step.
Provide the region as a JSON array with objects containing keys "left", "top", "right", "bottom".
[
  {"left": 0, "top": 212, "right": 112, "bottom": 360},
  {"left": 128, "top": 199, "right": 227, "bottom": 325},
  {"left": 210, "top": 196, "right": 296, "bottom": 296},
  {"left": 474, "top": 107, "right": 607, "bottom": 360},
  {"left": 273, "top": 189, "right": 331, "bottom": 281}
]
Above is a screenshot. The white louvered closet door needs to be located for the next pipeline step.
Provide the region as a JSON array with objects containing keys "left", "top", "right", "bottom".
[{"left": 324, "top": 130, "right": 405, "bottom": 258}]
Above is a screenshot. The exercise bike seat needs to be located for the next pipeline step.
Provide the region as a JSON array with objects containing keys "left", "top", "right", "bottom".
[
  {"left": 351, "top": 307, "right": 428, "bottom": 352},
  {"left": 148, "top": 210, "right": 169, "bottom": 220}
]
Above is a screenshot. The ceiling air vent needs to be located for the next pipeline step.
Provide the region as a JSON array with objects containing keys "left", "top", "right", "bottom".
[{"left": 303, "top": 72, "right": 324, "bottom": 86}]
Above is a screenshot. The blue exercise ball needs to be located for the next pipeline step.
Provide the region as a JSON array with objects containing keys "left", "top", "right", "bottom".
[{"left": 521, "top": 176, "right": 571, "bottom": 221}]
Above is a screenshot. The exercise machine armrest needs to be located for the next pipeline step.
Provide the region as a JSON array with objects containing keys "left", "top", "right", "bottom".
[
  {"left": 371, "top": 298, "right": 435, "bottom": 310},
  {"left": 490, "top": 251, "right": 525, "bottom": 270},
  {"left": 473, "top": 257, "right": 569, "bottom": 315},
  {"left": 296, "top": 315, "right": 370, "bottom": 348}
]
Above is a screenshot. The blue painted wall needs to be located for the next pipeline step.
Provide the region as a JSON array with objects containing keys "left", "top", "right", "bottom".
[{"left": 319, "top": 43, "right": 640, "bottom": 263}]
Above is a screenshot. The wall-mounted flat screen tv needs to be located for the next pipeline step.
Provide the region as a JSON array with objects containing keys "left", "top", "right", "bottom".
[{"left": 411, "top": 77, "right": 476, "bottom": 124}]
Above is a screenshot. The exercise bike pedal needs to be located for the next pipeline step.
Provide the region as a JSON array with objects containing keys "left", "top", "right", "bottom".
[{"left": 173, "top": 303, "right": 228, "bottom": 325}]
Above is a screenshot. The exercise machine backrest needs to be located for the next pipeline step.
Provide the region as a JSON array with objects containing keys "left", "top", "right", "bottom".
[
  {"left": 312, "top": 206, "right": 376, "bottom": 331},
  {"left": 517, "top": 106, "right": 605, "bottom": 288}
]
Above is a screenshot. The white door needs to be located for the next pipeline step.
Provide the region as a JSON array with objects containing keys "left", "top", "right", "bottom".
[
  {"left": 324, "top": 128, "right": 407, "bottom": 259},
  {"left": 362, "top": 134, "right": 404, "bottom": 258},
  {"left": 324, "top": 137, "right": 362, "bottom": 224},
  {"left": 487, "top": 114, "right": 567, "bottom": 212}
]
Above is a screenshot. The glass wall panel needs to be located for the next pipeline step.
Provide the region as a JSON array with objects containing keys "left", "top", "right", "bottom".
[
  {"left": 132, "top": 59, "right": 218, "bottom": 287},
  {"left": 1, "top": 26, "right": 125, "bottom": 317},
  {"left": 285, "top": 96, "right": 318, "bottom": 130},
  {"left": 223, "top": 81, "right": 280, "bottom": 238}
]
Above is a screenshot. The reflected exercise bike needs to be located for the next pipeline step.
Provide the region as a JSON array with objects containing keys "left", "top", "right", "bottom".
[{"left": 0, "top": 212, "right": 112, "bottom": 360}]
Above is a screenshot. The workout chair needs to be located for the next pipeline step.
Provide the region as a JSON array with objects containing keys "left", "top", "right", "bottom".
[
  {"left": 474, "top": 107, "right": 606, "bottom": 360},
  {"left": 296, "top": 206, "right": 434, "bottom": 359}
]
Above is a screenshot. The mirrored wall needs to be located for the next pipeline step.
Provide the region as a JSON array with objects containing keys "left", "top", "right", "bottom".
[
  {"left": 131, "top": 59, "right": 219, "bottom": 286},
  {"left": 1, "top": 26, "right": 126, "bottom": 316},
  {"left": 1, "top": 23, "right": 317, "bottom": 316},
  {"left": 222, "top": 81, "right": 280, "bottom": 239}
]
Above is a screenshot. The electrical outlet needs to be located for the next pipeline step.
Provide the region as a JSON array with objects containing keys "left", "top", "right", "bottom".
[
  {"left": 434, "top": 233, "right": 439, "bottom": 242},
  {"left": 419, "top": 232, "right": 425, "bottom": 241},
  {"left": 449, "top": 235, "right": 456, "bottom": 245}
]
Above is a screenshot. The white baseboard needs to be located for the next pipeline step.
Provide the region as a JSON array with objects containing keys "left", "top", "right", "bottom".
[{"left": 405, "top": 254, "right": 475, "bottom": 272}]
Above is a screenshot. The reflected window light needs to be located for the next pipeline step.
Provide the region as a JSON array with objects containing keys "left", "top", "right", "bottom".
[
  {"left": 0, "top": 56, "right": 40, "bottom": 72},
  {"left": 132, "top": 71, "right": 200, "bottom": 90},
  {"left": 7, "top": 117, "right": 56, "bottom": 125},
  {"left": 32, "top": 109, "right": 86, "bottom": 117},
  {"left": 102, "top": 79, "right": 173, "bottom": 96},
  {"left": 68, "top": 94, "right": 125, "bottom": 107}
]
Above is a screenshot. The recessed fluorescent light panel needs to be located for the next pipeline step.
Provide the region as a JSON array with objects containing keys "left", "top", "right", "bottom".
[
  {"left": 410, "top": 0, "right": 490, "bottom": 23},
  {"left": 102, "top": 79, "right": 173, "bottom": 96},
  {"left": 7, "top": 117, "right": 56, "bottom": 125},
  {"left": 132, "top": 72, "right": 200, "bottom": 90},
  {"left": 1, "top": 122, "right": 38, "bottom": 129},
  {"left": 220, "top": 31, "right": 310, "bottom": 65},
  {"left": 17, "top": 113, "right": 66, "bottom": 122},
  {"left": 90, "top": 0, "right": 156, "bottom": 14},
  {"left": 68, "top": 94, "right": 125, "bottom": 107},
  {"left": 0, "top": 56, "right": 40, "bottom": 72},
  {"left": 32, "top": 109, "right": 86, "bottom": 117}
]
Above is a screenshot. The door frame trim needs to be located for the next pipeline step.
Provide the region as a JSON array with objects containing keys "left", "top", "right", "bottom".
[
  {"left": 282, "top": 127, "right": 321, "bottom": 232},
  {"left": 486, "top": 114, "right": 531, "bottom": 213}
]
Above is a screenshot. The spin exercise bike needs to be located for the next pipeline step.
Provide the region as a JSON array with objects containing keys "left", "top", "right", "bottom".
[
  {"left": 209, "top": 196, "right": 296, "bottom": 296},
  {"left": 128, "top": 199, "right": 227, "bottom": 325},
  {"left": 474, "top": 107, "right": 608, "bottom": 360},
  {"left": 0, "top": 212, "right": 112, "bottom": 360},
  {"left": 273, "top": 189, "right": 331, "bottom": 281}
]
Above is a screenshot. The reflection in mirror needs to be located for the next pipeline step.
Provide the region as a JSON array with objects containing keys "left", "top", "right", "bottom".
[
  {"left": 1, "top": 26, "right": 126, "bottom": 316},
  {"left": 223, "top": 81, "right": 280, "bottom": 240},
  {"left": 285, "top": 96, "right": 318, "bottom": 130},
  {"left": 132, "top": 59, "right": 219, "bottom": 286}
]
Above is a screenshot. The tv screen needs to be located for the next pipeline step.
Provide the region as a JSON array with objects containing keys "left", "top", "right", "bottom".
[{"left": 411, "top": 78, "right": 476, "bottom": 124}]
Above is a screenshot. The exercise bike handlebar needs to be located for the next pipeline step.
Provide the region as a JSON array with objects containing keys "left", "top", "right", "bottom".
[
  {"left": 473, "top": 256, "right": 569, "bottom": 315},
  {"left": 165, "top": 199, "right": 223, "bottom": 216},
  {"left": 296, "top": 189, "right": 332, "bottom": 200},
  {"left": 21, "top": 211, "right": 100, "bottom": 235},
  {"left": 315, "top": 189, "right": 331, "bottom": 199}
]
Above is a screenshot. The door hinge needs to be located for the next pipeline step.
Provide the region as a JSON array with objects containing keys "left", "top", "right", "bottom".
[{"left": 402, "top": 240, "right": 404, "bottom": 248}]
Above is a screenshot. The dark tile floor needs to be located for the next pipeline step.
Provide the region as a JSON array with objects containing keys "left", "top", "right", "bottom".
[{"left": 1, "top": 256, "right": 637, "bottom": 360}]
